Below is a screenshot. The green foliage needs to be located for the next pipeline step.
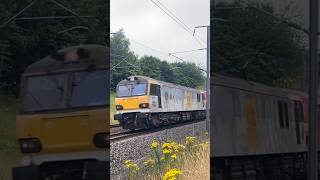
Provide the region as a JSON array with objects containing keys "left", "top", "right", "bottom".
[
  {"left": 171, "top": 62, "right": 205, "bottom": 89},
  {"left": 0, "top": 94, "right": 20, "bottom": 180},
  {"left": 0, "top": 0, "right": 108, "bottom": 94},
  {"left": 110, "top": 30, "right": 205, "bottom": 90},
  {"left": 211, "top": 1, "right": 306, "bottom": 89},
  {"left": 110, "top": 29, "right": 141, "bottom": 90}
]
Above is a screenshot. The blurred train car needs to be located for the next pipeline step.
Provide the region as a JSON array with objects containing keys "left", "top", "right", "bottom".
[
  {"left": 210, "top": 74, "right": 310, "bottom": 180},
  {"left": 12, "top": 45, "right": 109, "bottom": 180},
  {"left": 114, "top": 76, "right": 206, "bottom": 129}
]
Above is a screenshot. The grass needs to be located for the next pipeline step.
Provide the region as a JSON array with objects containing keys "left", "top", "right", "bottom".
[
  {"left": 110, "top": 91, "right": 119, "bottom": 125},
  {"left": 124, "top": 135, "right": 210, "bottom": 180},
  {"left": 0, "top": 94, "right": 20, "bottom": 180}
]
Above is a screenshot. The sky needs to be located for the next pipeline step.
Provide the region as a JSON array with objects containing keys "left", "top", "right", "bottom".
[{"left": 110, "top": 0, "right": 210, "bottom": 70}]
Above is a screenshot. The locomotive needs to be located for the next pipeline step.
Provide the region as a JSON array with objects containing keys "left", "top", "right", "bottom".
[
  {"left": 12, "top": 45, "right": 109, "bottom": 180},
  {"left": 210, "top": 74, "right": 310, "bottom": 179},
  {"left": 114, "top": 76, "right": 206, "bottom": 129}
]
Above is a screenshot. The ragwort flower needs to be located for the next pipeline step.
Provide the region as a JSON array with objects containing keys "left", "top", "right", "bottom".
[
  {"left": 163, "top": 168, "right": 183, "bottom": 180},
  {"left": 151, "top": 140, "right": 159, "bottom": 150}
]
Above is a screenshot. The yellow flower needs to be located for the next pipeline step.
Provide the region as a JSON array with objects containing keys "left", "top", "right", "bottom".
[
  {"left": 169, "top": 142, "right": 185, "bottom": 153},
  {"left": 186, "top": 136, "right": 196, "bottom": 144},
  {"left": 163, "top": 168, "right": 183, "bottom": 180},
  {"left": 128, "top": 163, "right": 139, "bottom": 170},
  {"left": 160, "top": 157, "right": 165, "bottom": 161},
  {"left": 162, "top": 143, "right": 172, "bottom": 149},
  {"left": 124, "top": 160, "right": 133, "bottom": 166},
  {"left": 151, "top": 140, "right": 159, "bottom": 149},
  {"left": 124, "top": 160, "right": 139, "bottom": 172},
  {"left": 171, "top": 154, "right": 177, "bottom": 160},
  {"left": 143, "top": 159, "right": 155, "bottom": 167},
  {"left": 163, "top": 148, "right": 172, "bottom": 154},
  {"left": 204, "top": 142, "right": 209, "bottom": 148}
]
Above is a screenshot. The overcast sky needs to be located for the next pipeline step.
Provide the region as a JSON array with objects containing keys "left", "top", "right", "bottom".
[{"left": 110, "top": 0, "right": 210, "bottom": 70}]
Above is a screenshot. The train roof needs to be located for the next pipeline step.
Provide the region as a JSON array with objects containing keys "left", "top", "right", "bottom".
[
  {"left": 211, "top": 74, "right": 307, "bottom": 99},
  {"left": 118, "top": 75, "right": 205, "bottom": 93},
  {"left": 24, "top": 44, "right": 109, "bottom": 74}
]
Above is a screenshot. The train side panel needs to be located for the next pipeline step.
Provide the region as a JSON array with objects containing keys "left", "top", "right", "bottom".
[
  {"left": 160, "top": 85, "right": 185, "bottom": 112},
  {"left": 211, "top": 84, "right": 307, "bottom": 158},
  {"left": 159, "top": 84, "right": 205, "bottom": 113}
]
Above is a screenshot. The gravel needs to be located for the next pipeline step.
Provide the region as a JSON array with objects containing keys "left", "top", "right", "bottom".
[{"left": 110, "top": 121, "right": 207, "bottom": 179}]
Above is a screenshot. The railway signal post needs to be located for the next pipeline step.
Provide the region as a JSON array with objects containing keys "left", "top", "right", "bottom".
[
  {"left": 194, "top": 25, "right": 211, "bottom": 135},
  {"left": 308, "top": 0, "right": 319, "bottom": 179}
]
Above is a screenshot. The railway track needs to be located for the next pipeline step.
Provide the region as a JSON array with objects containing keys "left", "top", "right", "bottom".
[{"left": 110, "top": 119, "right": 205, "bottom": 142}]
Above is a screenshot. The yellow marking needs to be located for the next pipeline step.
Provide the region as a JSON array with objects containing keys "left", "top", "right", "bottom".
[
  {"left": 184, "top": 92, "right": 192, "bottom": 110},
  {"left": 245, "top": 96, "right": 259, "bottom": 150}
]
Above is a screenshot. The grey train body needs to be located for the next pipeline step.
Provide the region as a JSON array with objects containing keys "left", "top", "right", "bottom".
[{"left": 210, "top": 74, "right": 309, "bottom": 179}]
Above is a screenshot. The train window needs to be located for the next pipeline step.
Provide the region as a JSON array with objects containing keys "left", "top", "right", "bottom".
[
  {"left": 150, "top": 84, "right": 157, "bottom": 96},
  {"left": 23, "top": 74, "right": 67, "bottom": 111},
  {"left": 278, "top": 101, "right": 289, "bottom": 129},
  {"left": 70, "top": 70, "right": 108, "bottom": 107},
  {"left": 202, "top": 93, "right": 205, "bottom": 101},
  {"left": 131, "top": 83, "right": 147, "bottom": 96},
  {"left": 197, "top": 94, "right": 200, "bottom": 102},
  {"left": 284, "top": 103, "right": 289, "bottom": 128},
  {"left": 150, "top": 84, "right": 162, "bottom": 108},
  {"left": 278, "top": 102, "right": 284, "bottom": 128}
]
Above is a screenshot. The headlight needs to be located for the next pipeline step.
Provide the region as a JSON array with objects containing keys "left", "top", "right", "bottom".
[
  {"left": 139, "top": 103, "right": 149, "bottom": 108},
  {"left": 19, "top": 138, "right": 42, "bottom": 153},
  {"left": 116, "top": 105, "right": 123, "bottom": 110},
  {"left": 93, "top": 133, "right": 108, "bottom": 148}
]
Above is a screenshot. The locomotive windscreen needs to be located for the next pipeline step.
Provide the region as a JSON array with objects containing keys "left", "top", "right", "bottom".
[
  {"left": 22, "top": 69, "right": 108, "bottom": 112},
  {"left": 70, "top": 70, "right": 108, "bottom": 107},
  {"left": 117, "top": 83, "right": 147, "bottom": 97},
  {"left": 23, "top": 74, "right": 66, "bottom": 112}
]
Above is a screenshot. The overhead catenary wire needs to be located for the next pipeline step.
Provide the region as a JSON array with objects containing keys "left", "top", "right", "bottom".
[
  {"left": 153, "top": 0, "right": 206, "bottom": 44},
  {"left": 149, "top": 0, "right": 206, "bottom": 47},
  {"left": 129, "top": 38, "right": 169, "bottom": 57},
  {"left": 130, "top": 38, "right": 202, "bottom": 65},
  {"left": 110, "top": 33, "right": 205, "bottom": 70},
  {"left": 169, "top": 48, "right": 206, "bottom": 55}
]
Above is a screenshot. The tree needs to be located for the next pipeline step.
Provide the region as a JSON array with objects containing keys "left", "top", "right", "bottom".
[
  {"left": 0, "top": 0, "right": 108, "bottom": 94},
  {"left": 139, "top": 56, "right": 162, "bottom": 80},
  {"left": 159, "top": 60, "right": 175, "bottom": 83},
  {"left": 110, "top": 29, "right": 141, "bottom": 90},
  {"left": 211, "top": 1, "right": 306, "bottom": 90},
  {"left": 171, "top": 62, "right": 205, "bottom": 88}
]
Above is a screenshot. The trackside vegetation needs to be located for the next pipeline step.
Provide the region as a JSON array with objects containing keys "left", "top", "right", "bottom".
[
  {"left": 0, "top": 94, "right": 20, "bottom": 180},
  {"left": 123, "top": 135, "right": 209, "bottom": 180}
]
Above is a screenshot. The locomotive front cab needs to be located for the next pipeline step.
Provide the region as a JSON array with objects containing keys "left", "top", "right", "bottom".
[
  {"left": 12, "top": 45, "right": 109, "bottom": 180},
  {"left": 116, "top": 77, "right": 149, "bottom": 111},
  {"left": 114, "top": 76, "right": 162, "bottom": 129}
]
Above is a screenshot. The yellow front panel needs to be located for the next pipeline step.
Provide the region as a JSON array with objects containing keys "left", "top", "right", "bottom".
[
  {"left": 41, "top": 116, "right": 91, "bottom": 152},
  {"left": 115, "top": 95, "right": 149, "bottom": 110},
  {"left": 16, "top": 108, "right": 107, "bottom": 154}
]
